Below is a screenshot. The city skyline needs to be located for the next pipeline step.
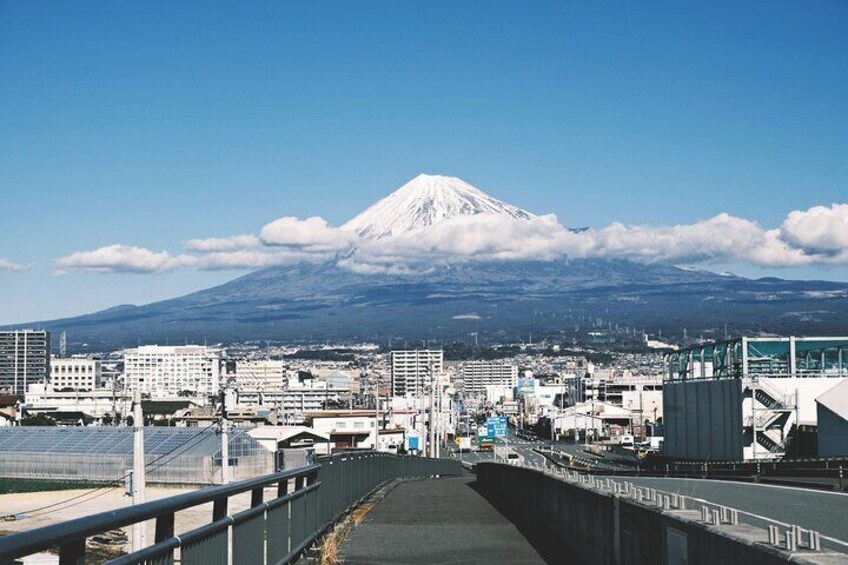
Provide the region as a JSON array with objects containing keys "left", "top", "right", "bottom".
[{"left": 2, "top": 2, "right": 847, "bottom": 323}]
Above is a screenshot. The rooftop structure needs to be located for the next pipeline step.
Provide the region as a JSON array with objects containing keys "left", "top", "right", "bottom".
[{"left": 663, "top": 336, "right": 848, "bottom": 381}]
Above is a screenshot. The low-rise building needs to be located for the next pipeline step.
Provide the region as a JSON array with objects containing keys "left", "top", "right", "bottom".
[
  {"left": 24, "top": 383, "right": 130, "bottom": 420},
  {"left": 50, "top": 357, "right": 102, "bottom": 391}
]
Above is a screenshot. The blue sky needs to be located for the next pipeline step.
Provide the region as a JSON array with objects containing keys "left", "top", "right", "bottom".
[{"left": 1, "top": 1, "right": 847, "bottom": 324}]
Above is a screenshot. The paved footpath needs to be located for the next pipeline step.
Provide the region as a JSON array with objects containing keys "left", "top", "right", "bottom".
[{"left": 339, "top": 476, "right": 548, "bottom": 565}]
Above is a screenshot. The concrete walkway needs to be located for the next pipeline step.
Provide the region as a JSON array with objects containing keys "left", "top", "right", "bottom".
[{"left": 339, "top": 476, "right": 548, "bottom": 565}]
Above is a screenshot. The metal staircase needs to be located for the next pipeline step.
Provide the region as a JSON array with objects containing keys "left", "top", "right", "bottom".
[{"left": 750, "top": 378, "right": 796, "bottom": 460}]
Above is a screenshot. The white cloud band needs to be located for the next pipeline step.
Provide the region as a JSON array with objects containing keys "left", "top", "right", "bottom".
[{"left": 54, "top": 202, "right": 848, "bottom": 274}]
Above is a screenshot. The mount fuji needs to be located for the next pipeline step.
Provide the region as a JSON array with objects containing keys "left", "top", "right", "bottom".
[
  {"left": 14, "top": 174, "right": 848, "bottom": 349},
  {"left": 341, "top": 173, "right": 536, "bottom": 239}
]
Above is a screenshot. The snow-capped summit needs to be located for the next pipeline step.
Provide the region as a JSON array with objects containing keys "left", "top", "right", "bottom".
[{"left": 341, "top": 173, "right": 536, "bottom": 239}]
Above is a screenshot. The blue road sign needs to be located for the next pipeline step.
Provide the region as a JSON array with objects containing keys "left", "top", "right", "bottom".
[{"left": 486, "top": 416, "right": 508, "bottom": 438}]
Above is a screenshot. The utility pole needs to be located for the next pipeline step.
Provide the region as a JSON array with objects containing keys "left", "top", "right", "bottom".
[
  {"left": 428, "top": 362, "right": 436, "bottom": 458},
  {"left": 372, "top": 384, "right": 380, "bottom": 451},
  {"left": 220, "top": 389, "right": 230, "bottom": 485},
  {"left": 131, "top": 390, "right": 147, "bottom": 551}
]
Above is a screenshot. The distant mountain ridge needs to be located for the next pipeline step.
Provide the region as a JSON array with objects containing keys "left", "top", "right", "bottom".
[{"left": 9, "top": 174, "right": 848, "bottom": 348}]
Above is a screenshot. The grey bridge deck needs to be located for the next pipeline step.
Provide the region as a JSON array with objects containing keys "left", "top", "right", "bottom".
[{"left": 339, "top": 476, "right": 549, "bottom": 565}]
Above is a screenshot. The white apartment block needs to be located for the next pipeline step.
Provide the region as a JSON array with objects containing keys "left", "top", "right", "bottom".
[
  {"left": 50, "top": 357, "right": 102, "bottom": 391},
  {"left": 237, "top": 380, "right": 348, "bottom": 424},
  {"left": 390, "top": 350, "right": 443, "bottom": 398},
  {"left": 234, "top": 360, "right": 286, "bottom": 392},
  {"left": 123, "top": 345, "right": 221, "bottom": 399},
  {"left": 461, "top": 361, "right": 518, "bottom": 395}
]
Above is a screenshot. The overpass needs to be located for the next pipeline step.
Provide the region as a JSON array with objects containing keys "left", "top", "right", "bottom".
[{"left": 0, "top": 453, "right": 846, "bottom": 565}]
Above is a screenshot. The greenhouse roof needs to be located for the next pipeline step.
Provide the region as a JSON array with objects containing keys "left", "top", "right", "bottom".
[{"left": 0, "top": 426, "right": 260, "bottom": 457}]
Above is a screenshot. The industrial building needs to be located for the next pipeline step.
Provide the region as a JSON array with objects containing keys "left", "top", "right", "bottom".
[
  {"left": 0, "top": 426, "right": 272, "bottom": 485},
  {"left": 816, "top": 379, "right": 848, "bottom": 458},
  {"left": 461, "top": 361, "right": 518, "bottom": 395},
  {"left": 663, "top": 336, "right": 848, "bottom": 461},
  {"left": 0, "top": 330, "right": 50, "bottom": 396},
  {"left": 390, "top": 349, "right": 443, "bottom": 397}
]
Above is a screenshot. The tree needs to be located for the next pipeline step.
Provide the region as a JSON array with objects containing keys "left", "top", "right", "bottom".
[{"left": 21, "top": 413, "right": 56, "bottom": 426}]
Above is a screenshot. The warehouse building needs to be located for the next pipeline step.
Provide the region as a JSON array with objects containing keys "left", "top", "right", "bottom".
[
  {"left": 663, "top": 336, "right": 848, "bottom": 461},
  {"left": 817, "top": 379, "right": 848, "bottom": 458}
]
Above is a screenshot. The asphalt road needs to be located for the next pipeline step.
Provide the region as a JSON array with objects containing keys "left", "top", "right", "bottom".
[
  {"left": 625, "top": 476, "right": 848, "bottom": 545},
  {"left": 339, "top": 476, "right": 547, "bottom": 565}
]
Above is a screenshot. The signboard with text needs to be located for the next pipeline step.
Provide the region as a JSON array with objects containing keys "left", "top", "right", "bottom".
[
  {"left": 517, "top": 378, "right": 536, "bottom": 396},
  {"left": 486, "top": 416, "right": 508, "bottom": 439}
]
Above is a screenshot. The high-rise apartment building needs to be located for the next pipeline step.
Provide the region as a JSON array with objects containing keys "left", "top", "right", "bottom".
[
  {"left": 390, "top": 350, "right": 443, "bottom": 397},
  {"left": 123, "top": 345, "right": 221, "bottom": 399},
  {"left": 234, "top": 359, "right": 286, "bottom": 392},
  {"left": 50, "top": 358, "right": 102, "bottom": 391},
  {"left": 461, "top": 361, "right": 519, "bottom": 395},
  {"left": 0, "top": 330, "right": 51, "bottom": 396}
]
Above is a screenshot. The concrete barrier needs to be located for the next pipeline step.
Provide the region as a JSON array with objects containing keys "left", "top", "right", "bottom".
[{"left": 475, "top": 462, "right": 843, "bottom": 565}]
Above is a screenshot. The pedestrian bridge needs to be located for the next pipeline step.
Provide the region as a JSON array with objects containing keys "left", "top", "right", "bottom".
[{"left": 0, "top": 454, "right": 845, "bottom": 565}]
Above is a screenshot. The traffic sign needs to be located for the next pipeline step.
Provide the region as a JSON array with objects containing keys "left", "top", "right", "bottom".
[{"left": 486, "top": 416, "right": 508, "bottom": 439}]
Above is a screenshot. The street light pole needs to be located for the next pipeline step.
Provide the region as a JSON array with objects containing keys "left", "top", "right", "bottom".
[
  {"left": 372, "top": 385, "right": 380, "bottom": 452},
  {"left": 220, "top": 389, "right": 230, "bottom": 485}
]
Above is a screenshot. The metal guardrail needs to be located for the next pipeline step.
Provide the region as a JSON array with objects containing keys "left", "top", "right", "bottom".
[
  {"left": 531, "top": 463, "right": 848, "bottom": 556},
  {"left": 538, "top": 448, "right": 847, "bottom": 491},
  {"left": 0, "top": 452, "right": 461, "bottom": 565}
]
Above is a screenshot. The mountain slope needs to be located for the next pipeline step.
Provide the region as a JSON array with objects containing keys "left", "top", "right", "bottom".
[{"left": 17, "top": 258, "right": 848, "bottom": 349}]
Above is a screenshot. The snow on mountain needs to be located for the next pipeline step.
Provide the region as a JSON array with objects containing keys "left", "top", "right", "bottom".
[{"left": 341, "top": 173, "right": 536, "bottom": 240}]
